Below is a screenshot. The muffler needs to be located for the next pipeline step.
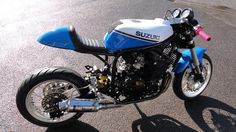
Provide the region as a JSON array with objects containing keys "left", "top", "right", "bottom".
[{"left": 59, "top": 98, "right": 121, "bottom": 112}]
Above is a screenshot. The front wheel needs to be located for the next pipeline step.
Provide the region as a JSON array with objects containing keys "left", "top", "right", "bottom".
[
  {"left": 173, "top": 54, "right": 213, "bottom": 100},
  {"left": 16, "top": 67, "right": 89, "bottom": 127}
]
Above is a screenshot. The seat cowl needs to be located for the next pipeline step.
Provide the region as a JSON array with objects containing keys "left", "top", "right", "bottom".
[
  {"left": 37, "top": 26, "right": 76, "bottom": 50},
  {"left": 68, "top": 26, "right": 112, "bottom": 55}
]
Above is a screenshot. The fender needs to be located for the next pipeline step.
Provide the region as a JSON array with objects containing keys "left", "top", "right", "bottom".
[
  {"left": 37, "top": 26, "right": 76, "bottom": 50},
  {"left": 174, "top": 47, "right": 207, "bottom": 73}
]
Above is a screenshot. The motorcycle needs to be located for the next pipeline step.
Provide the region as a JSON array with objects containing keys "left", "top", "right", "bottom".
[{"left": 16, "top": 8, "right": 213, "bottom": 127}]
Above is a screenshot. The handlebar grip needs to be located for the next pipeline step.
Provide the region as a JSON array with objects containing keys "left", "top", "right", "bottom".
[{"left": 195, "top": 27, "right": 211, "bottom": 41}]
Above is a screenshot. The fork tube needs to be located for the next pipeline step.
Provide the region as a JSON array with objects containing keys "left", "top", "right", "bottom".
[{"left": 190, "top": 48, "right": 201, "bottom": 74}]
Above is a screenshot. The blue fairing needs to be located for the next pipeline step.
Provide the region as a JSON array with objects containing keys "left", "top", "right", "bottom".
[
  {"left": 104, "top": 31, "right": 155, "bottom": 52},
  {"left": 174, "top": 47, "right": 207, "bottom": 73},
  {"left": 37, "top": 26, "right": 75, "bottom": 50}
]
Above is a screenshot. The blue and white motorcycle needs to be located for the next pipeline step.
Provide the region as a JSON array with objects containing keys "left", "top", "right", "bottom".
[{"left": 16, "top": 8, "right": 213, "bottom": 127}]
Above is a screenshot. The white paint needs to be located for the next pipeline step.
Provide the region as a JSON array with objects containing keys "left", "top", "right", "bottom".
[{"left": 115, "top": 18, "right": 174, "bottom": 42}]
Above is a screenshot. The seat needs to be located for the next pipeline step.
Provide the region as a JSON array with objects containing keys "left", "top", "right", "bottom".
[{"left": 68, "top": 26, "right": 109, "bottom": 55}]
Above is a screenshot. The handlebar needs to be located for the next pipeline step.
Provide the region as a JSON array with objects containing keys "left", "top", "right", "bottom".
[{"left": 194, "top": 26, "right": 211, "bottom": 41}]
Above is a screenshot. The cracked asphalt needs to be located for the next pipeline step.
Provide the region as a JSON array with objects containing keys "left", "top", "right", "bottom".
[{"left": 0, "top": 0, "right": 235, "bottom": 131}]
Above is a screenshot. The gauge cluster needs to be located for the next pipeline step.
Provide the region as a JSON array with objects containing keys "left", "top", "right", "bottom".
[{"left": 171, "top": 8, "right": 194, "bottom": 20}]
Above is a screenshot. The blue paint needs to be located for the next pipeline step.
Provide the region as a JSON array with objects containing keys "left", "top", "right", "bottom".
[
  {"left": 37, "top": 26, "right": 75, "bottom": 50},
  {"left": 104, "top": 31, "right": 155, "bottom": 52},
  {"left": 174, "top": 47, "right": 207, "bottom": 73}
]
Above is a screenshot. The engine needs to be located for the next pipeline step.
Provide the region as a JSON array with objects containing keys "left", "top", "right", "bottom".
[{"left": 114, "top": 47, "right": 177, "bottom": 102}]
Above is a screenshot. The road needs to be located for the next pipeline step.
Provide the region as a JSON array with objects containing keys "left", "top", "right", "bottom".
[
  {"left": 178, "top": 0, "right": 236, "bottom": 10},
  {"left": 0, "top": 0, "right": 236, "bottom": 131}
]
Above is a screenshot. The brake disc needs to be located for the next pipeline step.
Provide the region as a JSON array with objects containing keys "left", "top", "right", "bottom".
[
  {"left": 43, "top": 82, "right": 71, "bottom": 96},
  {"left": 41, "top": 93, "right": 68, "bottom": 119}
]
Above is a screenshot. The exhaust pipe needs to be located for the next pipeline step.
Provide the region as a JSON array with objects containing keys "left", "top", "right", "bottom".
[{"left": 59, "top": 98, "right": 121, "bottom": 112}]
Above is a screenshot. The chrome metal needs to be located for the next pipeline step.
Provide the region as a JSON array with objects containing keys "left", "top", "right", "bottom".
[
  {"left": 97, "top": 92, "right": 116, "bottom": 104},
  {"left": 190, "top": 48, "right": 201, "bottom": 74},
  {"left": 59, "top": 99, "right": 100, "bottom": 112},
  {"left": 25, "top": 80, "right": 79, "bottom": 123},
  {"left": 181, "top": 57, "right": 212, "bottom": 97},
  {"left": 59, "top": 93, "right": 121, "bottom": 112}
]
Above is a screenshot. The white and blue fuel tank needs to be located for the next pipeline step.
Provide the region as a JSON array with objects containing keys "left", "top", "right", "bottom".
[{"left": 103, "top": 18, "right": 174, "bottom": 52}]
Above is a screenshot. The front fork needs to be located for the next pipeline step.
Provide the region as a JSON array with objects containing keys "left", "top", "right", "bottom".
[
  {"left": 189, "top": 41, "right": 204, "bottom": 81},
  {"left": 190, "top": 48, "right": 201, "bottom": 74}
]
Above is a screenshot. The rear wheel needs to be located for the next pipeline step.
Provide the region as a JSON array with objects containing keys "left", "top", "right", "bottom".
[
  {"left": 16, "top": 67, "right": 88, "bottom": 127},
  {"left": 173, "top": 54, "right": 213, "bottom": 100}
]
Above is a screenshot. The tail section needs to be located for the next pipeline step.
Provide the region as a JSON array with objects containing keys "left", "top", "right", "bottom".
[{"left": 37, "top": 26, "right": 76, "bottom": 50}]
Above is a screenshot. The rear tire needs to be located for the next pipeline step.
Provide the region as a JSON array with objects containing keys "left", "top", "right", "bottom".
[
  {"left": 173, "top": 54, "right": 213, "bottom": 101},
  {"left": 16, "top": 67, "right": 88, "bottom": 127}
]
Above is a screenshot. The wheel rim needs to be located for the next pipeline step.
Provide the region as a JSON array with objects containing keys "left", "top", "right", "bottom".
[
  {"left": 25, "top": 80, "right": 80, "bottom": 123},
  {"left": 181, "top": 58, "right": 212, "bottom": 98}
]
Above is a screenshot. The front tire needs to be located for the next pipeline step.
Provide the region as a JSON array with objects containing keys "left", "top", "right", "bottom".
[
  {"left": 173, "top": 54, "right": 213, "bottom": 100},
  {"left": 16, "top": 67, "right": 88, "bottom": 127}
]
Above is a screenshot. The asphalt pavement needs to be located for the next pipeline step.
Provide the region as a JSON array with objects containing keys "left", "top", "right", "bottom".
[
  {"left": 0, "top": 0, "right": 235, "bottom": 131},
  {"left": 178, "top": 0, "right": 236, "bottom": 10}
]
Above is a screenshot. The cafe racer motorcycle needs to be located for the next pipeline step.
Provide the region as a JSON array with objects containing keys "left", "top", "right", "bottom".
[{"left": 16, "top": 8, "right": 213, "bottom": 127}]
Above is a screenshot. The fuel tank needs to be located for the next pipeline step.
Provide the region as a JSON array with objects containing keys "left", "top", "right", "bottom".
[{"left": 104, "top": 18, "right": 174, "bottom": 52}]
